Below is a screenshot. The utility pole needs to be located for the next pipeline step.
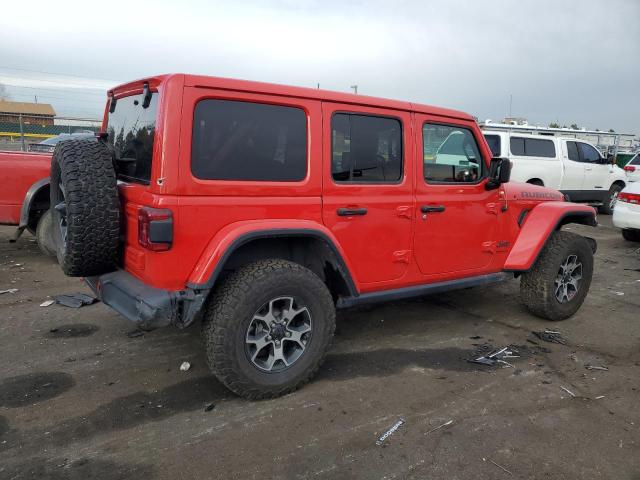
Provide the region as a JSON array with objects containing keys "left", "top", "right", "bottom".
[
  {"left": 350, "top": 85, "right": 358, "bottom": 95},
  {"left": 508, "top": 94, "right": 512, "bottom": 118}
]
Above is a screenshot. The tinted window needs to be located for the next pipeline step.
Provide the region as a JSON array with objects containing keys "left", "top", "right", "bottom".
[
  {"left": 484, "top": 134, "right": 501, "bottom": 157},
  {"left": 331, "top": 114, "right": 402, "bottom": 183},
  {"left": 510, "top": 137, "right": 555, "bottom": 157},
  {"left": 192, "top": 100, "right": 307, "bottom": 181},
  {"left": 630, "top": 154, "right": 640, "bottom": 166},
  {"left": 107, "top": 92, "right": 158, "bottom": 183},
  {"left": 525, "top": 138, "right": 555, "bottom": 157},
  {"left": 510, "top": 137, "right": 525, "bottom": 156},
  {"left": 567, "top": 141, "right": 580, "bottom": 161},
  {"left": 423, "top": 124, "right": 484, "bottom": 183},
  {"left": 578, "top": 142, "right": 601, "bottom": 163}
]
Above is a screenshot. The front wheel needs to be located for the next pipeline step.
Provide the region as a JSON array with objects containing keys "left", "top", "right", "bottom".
[
  {"left": 599, "top": 184, "right": 623, "bottom": 215},
  {"left": 202, "top": 259, "right": 336, "bottom": 399},
  {"left": 520, "top": 231, "right": 593, "bottom": 321}
]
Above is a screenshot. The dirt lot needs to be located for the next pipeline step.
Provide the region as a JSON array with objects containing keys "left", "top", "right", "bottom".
[{"left": 0, "top": 218, "right": 639, "bottom": 480}]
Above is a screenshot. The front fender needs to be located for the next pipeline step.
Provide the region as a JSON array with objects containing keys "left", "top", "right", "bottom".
[
  {"left": 504, "top": 202, "right": 597, "bottom": 271},
  {"left": 186, "top": 219, "right": 358, "bottom": 293}
]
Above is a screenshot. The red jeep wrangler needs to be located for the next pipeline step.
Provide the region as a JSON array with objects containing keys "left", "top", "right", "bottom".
[{"left": 50, "top": 74, "right": 597, "bottom": 399}]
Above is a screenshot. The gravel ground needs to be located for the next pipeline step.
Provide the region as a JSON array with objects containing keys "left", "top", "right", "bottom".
[{"left": 0, "top": 217, "right": 639, "bottom": 480}]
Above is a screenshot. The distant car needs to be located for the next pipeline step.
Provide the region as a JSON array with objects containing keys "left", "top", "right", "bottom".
[
  {"left": 28, "top": 132, "right": 95, "bottom": 153},
  {"left": 613, "top": 182, "right": 640, "bottom": 242},
  {"left": 623, "top": 153, "right": 640, "bottom": 183}
]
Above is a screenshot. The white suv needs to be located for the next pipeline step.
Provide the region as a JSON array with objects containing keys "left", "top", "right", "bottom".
[{"left": 484, "top": 131, "right": 627, "bottom": 214}]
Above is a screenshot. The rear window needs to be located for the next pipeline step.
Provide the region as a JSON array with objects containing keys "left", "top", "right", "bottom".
[
  {"left": 484, "top": 134, "right": 501, "bottom": 157},
  {"left": 107, "top": 92, "right": 158, "bottom": 184},
  {"left": 630, "top": 155, "right": 640, "bottom": 166},
  {"left": 510, "top": 137, "right": 555, "bottom": 158},
  {"left": 191, "top": 100, "right": 307, "bottom": 181}
]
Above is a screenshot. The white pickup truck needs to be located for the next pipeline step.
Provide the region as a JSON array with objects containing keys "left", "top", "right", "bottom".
[{"left": 483, "top": 131, "right": 627, "bottom": 214}]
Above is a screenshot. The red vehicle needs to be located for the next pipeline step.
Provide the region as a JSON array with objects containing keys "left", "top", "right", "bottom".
[
  {"left": 49, "top": 74, "right": 597, "bottom": 399},
  {"left": 0, "top": 150, "right": 55, "bottom": 255}
]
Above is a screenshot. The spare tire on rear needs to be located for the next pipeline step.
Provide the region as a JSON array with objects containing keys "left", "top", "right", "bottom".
[{"left": 50, "top": 139, "right": 120, "bottom": 276}]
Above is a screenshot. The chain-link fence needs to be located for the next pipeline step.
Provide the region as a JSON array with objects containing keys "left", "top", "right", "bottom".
[{"left": 0, "top": 113, "right": 101, "bottom": 152}]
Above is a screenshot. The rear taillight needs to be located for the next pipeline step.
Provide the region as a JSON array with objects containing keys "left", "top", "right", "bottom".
[
  {"left": 618, "top": 192, "right": 640, "bottom": 205},
  {"left": 138, "top": 207, "right": 173, "bottom": 251},
  {"left": 624, "top": 165, "right": 636, "bottom": 172}
]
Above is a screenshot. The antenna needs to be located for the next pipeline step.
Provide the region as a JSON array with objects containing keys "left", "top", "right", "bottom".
[{"left": 350, "top": 85, "right": 358, "bottom": 95}]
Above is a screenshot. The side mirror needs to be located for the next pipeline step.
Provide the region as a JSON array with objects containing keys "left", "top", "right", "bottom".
[{"left": 486, "top": 157, "right": 511, "bottom": 190}]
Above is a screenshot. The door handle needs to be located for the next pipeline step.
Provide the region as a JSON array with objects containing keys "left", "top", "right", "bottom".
[
  {"left": 421, "top": 205, "right": 446, "bottom": 213},
  {"left": 337, "top": 207, "right": 368, "bottom": 216}
]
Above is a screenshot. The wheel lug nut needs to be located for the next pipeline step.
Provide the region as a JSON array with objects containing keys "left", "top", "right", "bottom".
[
  {"left": 286, "top": 331, "right": 291, "bottom": 337},
  {"left": 266, "top": 335, "right": 272, "bottom": 341},
  {"left": 275, "top": 340, "right": 280, "bottom": 346}
]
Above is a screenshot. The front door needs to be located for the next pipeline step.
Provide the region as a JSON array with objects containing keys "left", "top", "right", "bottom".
[
  {"left": 321, "top": 103, "right": 413, "bottom": 286},
  {"left": 414, "top": 116, "right": 503, "bottom": 276},
  {"left": 577, "top": 142, "right": 610, "bottom": 192}
]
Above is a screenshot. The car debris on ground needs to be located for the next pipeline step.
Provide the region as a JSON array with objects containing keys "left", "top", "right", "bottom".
[
  {"left": 40, "top": 299, "right": 55, "bottom": 307},
  {"left": 53, "top": 293, "right": 98, "bottom": 308},
  {"left": 376, "top": 419, "right": 405, "bottom": 446},
  {"left": 585, "top": 364, "right": 609, "bottom": 371},
  {"left": 560, "top": 386, "right": 576, "bottom": 397},
  {"left": 0, "top": 288, "right": 19, "bottom": 294},
  {"left": 179, "top": 361, "right": 191, "bottom": 372},
  {"left": 532, "top": 329, "right": 567, "bottom": 345},
  {"left": 468, "top": 346, "right": 520, "bottom": 367},
  {"left": 425, "top": 420, "right": 453, "bottom": 435}
]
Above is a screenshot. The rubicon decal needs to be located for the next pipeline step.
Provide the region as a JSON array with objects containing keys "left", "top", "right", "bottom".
[{"left": 518, "top": 191, "right": 564, "bottom": 201}]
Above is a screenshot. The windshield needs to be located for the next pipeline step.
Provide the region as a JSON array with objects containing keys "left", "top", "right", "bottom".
[{"left": 106, "top": 91, "right": 158, "bottom": 184}]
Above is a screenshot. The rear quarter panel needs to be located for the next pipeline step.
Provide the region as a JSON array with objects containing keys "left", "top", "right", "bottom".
[{"left": 0, "top": 151, "right": 51, "bottom": 224}]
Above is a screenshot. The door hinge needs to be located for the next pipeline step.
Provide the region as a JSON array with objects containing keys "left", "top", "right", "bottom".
[{"left": 393, "top": 250, "right": 411, "bottom": 263}]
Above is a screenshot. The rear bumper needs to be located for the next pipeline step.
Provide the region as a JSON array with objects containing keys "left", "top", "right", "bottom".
[
  {"left": 85, "top": 270, "right": 207, "bottom": 329},
  {"left": 613, "top": 201, "right": 640, "bottom": 230}
]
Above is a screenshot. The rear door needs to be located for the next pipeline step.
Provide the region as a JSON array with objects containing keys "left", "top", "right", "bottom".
[
  {"left": 414, "top": 116, "right": 502, "bottom": 276},
  {"left": 321, "top": 103, "right": 413, "bottom": 286},
  {"left": 560, "top": 140, "right": 585, "bottom": 191}
]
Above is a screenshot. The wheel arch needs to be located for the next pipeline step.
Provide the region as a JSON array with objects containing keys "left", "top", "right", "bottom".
[
  {"left": 526, "top": 178, "right": 544, "bottom": 186},
  {"left": 187, "top": 223, "right": 359, "bottom": 301},
  {"left": 18, "top": 177, "right": 50, "bottom": 233},
  {"left": 504, "top": 202, "right": 597, "bottom": 272}
]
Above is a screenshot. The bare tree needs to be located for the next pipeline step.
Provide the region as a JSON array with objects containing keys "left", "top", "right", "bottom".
[{"left": 0, "top": 82, "right": 9, "bottom": 101}]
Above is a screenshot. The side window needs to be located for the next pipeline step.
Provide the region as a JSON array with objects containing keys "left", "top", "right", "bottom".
[
  {"left": 567, "top": 141, "right": 580, "bottom": 161},
  {"left": 423, "top": 124, "right": 484, "bottom": 183},
  {"left": 525, "top": 138, "right": 555, "bottom": 157},
  {"left": 578, "top": 143, "right": 601, "bottom": 163},
  {"left": 191, "top": 99, "right": 307, "bottom": 181},
  {"left": 510, "top": 137, "right": 555, "bottom": 157},
  {"left": 484, "top": 134, "right": 501, "bottom": 157},
  {"left": 510, "top": 137, "right": 525, "bottom": 156},
  {"left": 630, "top": 155, "right": 640, "bottom": 166},
  {"left": 331, "top": 113, "right": 402, "bottom": 183}
]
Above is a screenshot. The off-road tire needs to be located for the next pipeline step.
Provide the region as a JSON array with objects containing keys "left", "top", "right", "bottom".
[
  {"left": 622, "top": 229, "right": 640, "bottom": 242},
  {"left": 520, "top": 231, "right": 593, "bottom": 321},
  {"left": 50, "top": 139, "right": 120, "bottom": 276},
  {"left": 598, "top": 184, "right": 623, "bottom": 215},
  {"left": 35, "top": 209, "right": 56, "bottom": 257},
  {"left": 202, "top": 259, "right": 336, "bottom": 400}
]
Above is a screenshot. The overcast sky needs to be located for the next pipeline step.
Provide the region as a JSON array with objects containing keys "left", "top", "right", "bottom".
[{"left": 1, "top": 0, "right": 638, "bottom": 133}]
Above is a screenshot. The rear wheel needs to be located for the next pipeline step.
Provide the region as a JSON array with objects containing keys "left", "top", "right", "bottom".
[
  {"left": 599, "top": 184, "right": 623, "bottom": 215},
  {"left": 622, "top": 229, "right": 640, "bottom": 242},
  {"left": 202, "top": 259, "right": 335, "bottom": 399},
  {"left": 50, "top": 139, "right": 120, "bottom": 276},
  {"left": 35, "top": 209, "right": 56, "bottom": 257},
  {"left": 520, "top": 231, "right": 593, "bottom": 321}
]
